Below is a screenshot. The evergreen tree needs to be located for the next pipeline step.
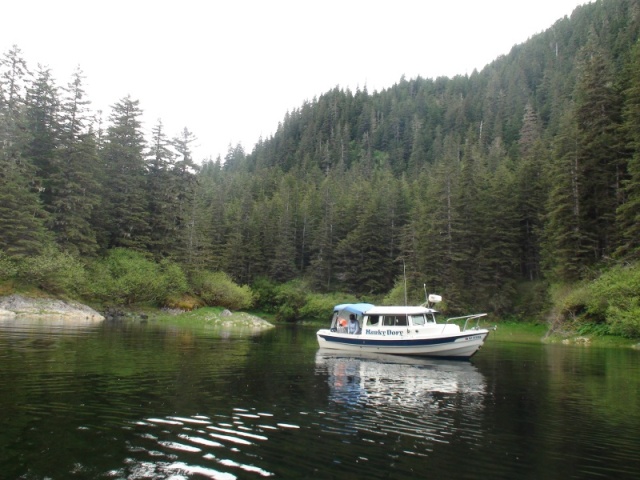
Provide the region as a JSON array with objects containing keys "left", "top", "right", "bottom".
[
  {"left": 572, "top": 36, "right": 625, "bottom": 263},
  {"left": 269, "top": 188, "right": 298, "bottom": 282},
  {"left": 146, "top": 120, "right": 177, "bottom": 257},
  {"left": 401, "top": 135, "right": 464, "bottom": 307},
  {"left": 616, "top": 42, "right": 640, "bottom": 260},
  {"left": 24, "top": 65, "right": 60, "bottom": 207},
  {"left": 50, "top": 68, "right": 100, "bottom": 256},
  {"left": 195, "top": 158, "right": 227, "bottom": 271},
  {"left": 481, "top": 155, "right": 521, "bottom": 312},
  {"left": 308, "top": 175, "right": 339, "bottom": 291},
  {"left": 172, "top": 127, "right": 199, "bottom": 262},
  {"left": 516, "top": 104, "right": 547, "bottom": 280},
  {"left": 98, "top": 96, "right": 149, "bottom": 250},
  {"left": 335, "top": 169, "right": 401, "bottom": 295},
  {"left": 543, "top": 108, "right": 584, "bottom": 280},
  {"left": 0, "top": 46, "right": 52, "bottom": 258}
]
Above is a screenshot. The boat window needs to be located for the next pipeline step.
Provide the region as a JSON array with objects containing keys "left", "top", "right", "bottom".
[
  {"left": 367, "top": 315, "right": 380, "bottom": 327},
  {"left": 426, "top": 313, "right": 436, "bottom": 324},
  {"left": 383, "top": 315, "right": 407, "bottom": 326},
  {"left": 410, "top": 314, "right": 425, "bottom": 326}
]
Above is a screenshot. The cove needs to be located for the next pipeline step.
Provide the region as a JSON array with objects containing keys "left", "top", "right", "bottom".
[{"left": 0, "top": 318, "right": 639, "bottom": 479}]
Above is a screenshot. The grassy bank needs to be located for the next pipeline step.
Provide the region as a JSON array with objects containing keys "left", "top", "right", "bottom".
[
  {"left": 491, "top": 320, "right": 640, "bottom": 348},
  {"left": 141, "top": 306, "right": 274, "bottom": 331},
  {"left": 489, "top": 321, "right": 548, "bottom": 344}
]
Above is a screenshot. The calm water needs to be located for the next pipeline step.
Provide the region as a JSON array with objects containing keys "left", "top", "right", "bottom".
[{"left": 0, "top": 318, "right": 639, "bottom": 479}]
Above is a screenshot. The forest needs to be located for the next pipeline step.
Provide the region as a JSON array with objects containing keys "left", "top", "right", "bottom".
[{"left": 1, "top": 0, "right": 640, "bottom": 336}]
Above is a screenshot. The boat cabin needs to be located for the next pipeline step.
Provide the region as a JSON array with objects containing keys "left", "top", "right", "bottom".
[{"left": 330, "top": 304, "right": 439, "bottom": 335}]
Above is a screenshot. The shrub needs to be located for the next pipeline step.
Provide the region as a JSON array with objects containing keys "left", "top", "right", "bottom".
[
  {"left": 251, "top": 276, "right": 279, "bottom": 313},
  {"left": 274, "top": 280, "right": 308, "bottom": 322},
  {"left": 190, "top": 271, "right": 254, "bottom": 310},
  {"left": 299, "top": 292, "right": 356, "bottom": 322},
  {"left": 87, "top": 248, "right": 167, "bottom": 305},
  {"left": 585, "top": 264, "right": 640, "bottom": 337},
  {"left": 159, "top": 259, "right": 189, "bottom": 299},
  {"left": 17, "top": 244, "right": 86, "bottom": 294},
  {"left": 383, "top": 280, "right": 409, "bottom": 306},
  {"left": 549, "top": 282, "right": 591, "bottom": 321},
  {"left": 606, "top": 300, "right": 640, "bottom": 337},
  {"left": 548, "top": 264, "right": 640, "bottom": 338},
  {"left": 0, "top": 251, "right": 18, "bottom": 281}
]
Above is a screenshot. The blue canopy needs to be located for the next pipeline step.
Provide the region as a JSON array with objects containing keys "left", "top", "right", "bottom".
[{"left": 333, "top": 303, "right": 375, "bottom": 315}]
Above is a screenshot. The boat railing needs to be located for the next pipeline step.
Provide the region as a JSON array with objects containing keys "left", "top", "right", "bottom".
[{"left": 444, "top": 313, "right": 488, "bottom": 332}]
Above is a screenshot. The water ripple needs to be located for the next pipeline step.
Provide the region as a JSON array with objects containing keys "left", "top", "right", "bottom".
[{"left": 122, "top": 411, "right": 277, "bottom": 478}]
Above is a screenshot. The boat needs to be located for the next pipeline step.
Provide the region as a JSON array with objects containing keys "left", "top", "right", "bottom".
[{"left": 316, "top": 295, "right": 493, "bottom": 359}]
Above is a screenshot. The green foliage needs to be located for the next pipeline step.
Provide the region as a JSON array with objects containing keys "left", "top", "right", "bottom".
[
  {"left": 273, "top": 280, "right": 308, "bottom": 322},
  {"left": 512, "top": 280, "right": 550, "bottom": 321},
  {"left": 549, "top": 264, "right": 640, "bottom": 338},
  {"left": 0, "top": 251, "right": 18, "bottom": 281},
  {"left": 159, "top": 259, "right": 189, "bottom": 300},
  {"left": 549, "top": 282, "right": 592, "bottom": 322},
  {"left": 87, "top": 248, "right": 173, "bottom": 305},
  {"left": 190, "top": 270, "right": 254, "bottom": 310},
  {"left": 382, "top": 279, "right": 427, "bottom": 307},
  {"left": 576, "top": 322, "right": 611, "bottom": 336},
  {"left": 16, "top": 244, "right": 86, "bottom": 294},
  {"left": 251, "top": 277, "right": 279, "bottom": 313},
  {"left": 383, "top": 280, "right": 409, "bottom": 306},
  {"left": 299, "top": 292, "right": 358, "bottom": 323},
  {"left": 252, "top": 277, "right": 358, "bottom": 323},
  {"left": 584, "top": 264, "right": 640, "bottom": 337}
]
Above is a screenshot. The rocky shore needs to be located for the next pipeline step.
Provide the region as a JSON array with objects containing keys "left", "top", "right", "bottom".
[{"left": 0, "top": 294, "right": 104, "bottom": 321}]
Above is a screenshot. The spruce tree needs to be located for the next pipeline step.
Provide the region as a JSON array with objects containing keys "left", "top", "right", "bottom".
[
  {"left": 616, "top": 42, "right": 640, "bottom": 260},
  {"left": 50, "top": 68, "right": 100, "bottom": 256},
  {"left": 0, "top": 47, "right": 52, "bottom": 257},
  {"left": 172, "top": 127, "right": 198, "bottom": 262},
  {"left": 98, "top": 96, "right": 149, "bottom": 250},
  {"left": 572, "top": 36, "right": 624, "bottom": 263},
  {"left": 543, "top": 109, "right": 584, "bottom": 281},
  {"left": 516, "top": 103, "right": 547, "bottom": 280},
  {"left": 146, "top": 120, "right": 176, "bottom": 257},
  {"left": 24, "top": 65, "right": 60, "bottom": 207},
  {"left": 308, "top": 176, "right": 339, "bottom": 291}
]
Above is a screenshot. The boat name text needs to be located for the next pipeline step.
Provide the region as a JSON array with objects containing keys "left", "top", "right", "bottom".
[{"left": 365, "top": 329, "right": 404, "bottom": 336}]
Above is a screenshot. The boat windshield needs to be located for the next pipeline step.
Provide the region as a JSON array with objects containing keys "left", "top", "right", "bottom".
[{"left": 409, "top": 313, "right": 436, "bottom": 325}]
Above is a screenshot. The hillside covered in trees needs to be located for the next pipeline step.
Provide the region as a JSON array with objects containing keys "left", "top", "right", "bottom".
[{"left": 2, "top": 0, "right": 640, "bottom": 335}]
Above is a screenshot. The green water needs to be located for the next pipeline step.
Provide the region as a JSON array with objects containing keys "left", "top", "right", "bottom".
[{"left": 0, "top": 318, "right": 639, "bottom": 479}]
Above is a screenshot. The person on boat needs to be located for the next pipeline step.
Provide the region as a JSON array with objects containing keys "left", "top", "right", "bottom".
[
  {"left": 338, "top": 317, "right": 347, "bottom": 331},
  {"left": 348, "top": 314, "right": 361, "bottom": 334}
]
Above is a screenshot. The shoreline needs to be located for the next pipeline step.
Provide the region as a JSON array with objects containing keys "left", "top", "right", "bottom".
[{"left": 0, "top": 294, "right": 104, "bottom": 321}]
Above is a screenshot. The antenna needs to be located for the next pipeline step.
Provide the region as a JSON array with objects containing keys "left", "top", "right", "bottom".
[{"left": 403, "top": 259, "right": 407, "bottom": 306}]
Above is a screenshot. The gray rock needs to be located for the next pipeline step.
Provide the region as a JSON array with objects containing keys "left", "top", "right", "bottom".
[{"left": 0, "top": 294, "right": 104, "bottom": 321}]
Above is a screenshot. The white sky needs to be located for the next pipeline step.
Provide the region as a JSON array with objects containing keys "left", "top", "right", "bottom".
[{"left": 2, "top": 0, "right": 589, "bottom": 162}]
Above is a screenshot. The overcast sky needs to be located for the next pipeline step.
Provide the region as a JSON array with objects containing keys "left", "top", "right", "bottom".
[{"left": 2, "top": 0, "right": 589, "bottom": 162}]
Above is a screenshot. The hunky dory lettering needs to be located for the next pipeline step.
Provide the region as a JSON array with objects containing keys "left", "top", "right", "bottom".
[{"left": 365, "top": 329, "right": 404, "bottom": 336}]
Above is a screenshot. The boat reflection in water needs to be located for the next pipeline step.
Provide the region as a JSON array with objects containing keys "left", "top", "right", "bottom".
[{"left": 315, "top": 349, "right": 487, "bottom": 444}]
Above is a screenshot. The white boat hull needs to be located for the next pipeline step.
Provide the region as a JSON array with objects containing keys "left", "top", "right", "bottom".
[{"left": 316, "top": 329, "right": 490, "bottom": 359}]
